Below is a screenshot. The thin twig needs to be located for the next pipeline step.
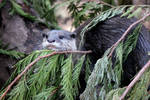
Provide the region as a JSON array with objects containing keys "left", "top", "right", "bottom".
[
  {"left": 120, "top": 59, "right": 150, "bottom": 100},
  {"left": 108, "top": 12, "right": 150, "bottom": 58},
  {"left": 99, "top": 1, "right": 115, "bottom": 8},
  {"left": 88, "top": 0, "right": 114, "bottom": 8},
  {"left": 0, "top": 50, "right": 92, "bottom": 100}
]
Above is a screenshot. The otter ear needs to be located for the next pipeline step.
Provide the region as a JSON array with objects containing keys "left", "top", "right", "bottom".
[{"left": 70, "top": 33, "right": 76, "bottom": 38}]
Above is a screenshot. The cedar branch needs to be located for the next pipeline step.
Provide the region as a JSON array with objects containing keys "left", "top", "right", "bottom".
[{"left": 0, "top": 50, "right": 92, "bottom": 100}]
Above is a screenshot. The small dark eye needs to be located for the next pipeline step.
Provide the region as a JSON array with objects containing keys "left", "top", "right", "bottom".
[
  {"left": 42, "top": 33, "right": 48, "bottom": 38},
  {"left": 59, "top": 35, "right": 64, "bottom": 39},
  {"left": 70, "top": 34, "right": 76, "bottom": 38}
]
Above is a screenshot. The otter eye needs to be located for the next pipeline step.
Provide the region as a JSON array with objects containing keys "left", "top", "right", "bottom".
[
  {"left": 42, "top": 33, "right": 48, "bottom": 39},
  {"left": 70, "top": 34, "right": 76, "bottom": 38},
  {"left": 59, "top": 35, "right": 64, "bottom": 39}
]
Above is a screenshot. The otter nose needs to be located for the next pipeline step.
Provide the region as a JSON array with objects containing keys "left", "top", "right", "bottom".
[{"left": 47, "top": 40, "right": 55, "bottom": 43}]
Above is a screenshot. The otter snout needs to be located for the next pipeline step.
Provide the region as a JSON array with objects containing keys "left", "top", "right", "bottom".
[{"left": 47, "top": 39, "right": 55, "bottom": 43}]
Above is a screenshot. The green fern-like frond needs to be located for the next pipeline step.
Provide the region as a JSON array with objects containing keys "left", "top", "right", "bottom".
[
  {"left": 105, "top": 87, "right": 125, "bottom": 100},
  {"left": 114, "top": 24, "right": 141, "bottom": 86},
  {"left": 84, "top": 56, "right": 91, "bottom": 82},
  {"left": 0, "top": 49, "right": 25, "bottom": 59},
  {"left": 121, "top": 5, "right": 150, "bottom": 18},
  {"left": 61, "top": 55, "right": 74, "bottom": 100},
  {"left": 72, "top": 55, "right": 86, "bottom": 96},
  {"left": 128, "top": 68, "right": 150, "bottom": 100},
  {"left": 7, "top": 80, "right": 26, "bottom": 100},
  {"left": 123, "top": 24, "right": 142, "bottom": 60},
  {"left": 80, "top": 49, "right": 113, "bottom": 100},
  {"left": 1, "top": 50, "right": 88, "bottom": 100},
  {"left": 114, "top": 42, "right": 123, "bottom": 86},
  {"left": 34, "top": 86, "right": 57, "bottom": 100}
]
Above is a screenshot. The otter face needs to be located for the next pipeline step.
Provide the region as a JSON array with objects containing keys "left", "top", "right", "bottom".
[{"left": 42, "top": 30, "right": 77, "bottom": 51}]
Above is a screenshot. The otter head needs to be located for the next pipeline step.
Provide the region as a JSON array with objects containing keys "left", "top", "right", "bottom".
[{"left": 42, "top": 30, "right": 77, "bottom": 51}]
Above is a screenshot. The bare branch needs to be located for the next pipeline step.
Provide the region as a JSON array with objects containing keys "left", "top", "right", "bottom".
[
  {"left": 120, "top": 59, "right": 150, "bottom": 100},
  {"left": 88, "top": 0, "right": 114, "bottom": 8},
  {"left": 99, "top": 1, "right": 115, "bottom": 8},
  {"left": 0, "top": 50, "right": 92, "bottom": 100},
  {"left": 108, "top": 12, "right": 150, "bottom": 58}
]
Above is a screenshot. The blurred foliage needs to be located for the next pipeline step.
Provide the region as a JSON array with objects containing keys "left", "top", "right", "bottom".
[
  {"left": 0, "top": 40, "right": 25, "bottom": 59},
  {"left": 0, "top": 49, "right": 25, "bottom": 59},
  {"left": 68, "top": 1, "right": 103, "bottom": 27},
  {"left": 67, "top": 0, "right": 133, "bottom": 27},
  {"left": 10, "top": 0, "right": 36, "bottom": 21},
  {"left": 102, "top": 0, "right": 132, "bottom": 5},
  {"left": 9, "top": 0, "right": 59, "bottom": 29},
  {"left": 7, "top": 0, "right": 150, "bottom": 29},
  {"left": 0, "top": 0, "right": 6, "bottom": 9},
  {"left": 30, "top": 0, "right": 58, "bottom": 29}
]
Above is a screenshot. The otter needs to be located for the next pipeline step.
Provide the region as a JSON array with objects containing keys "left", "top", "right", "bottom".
[{"left": 42, "top": 16, "right": 150, "bottom": 87}]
